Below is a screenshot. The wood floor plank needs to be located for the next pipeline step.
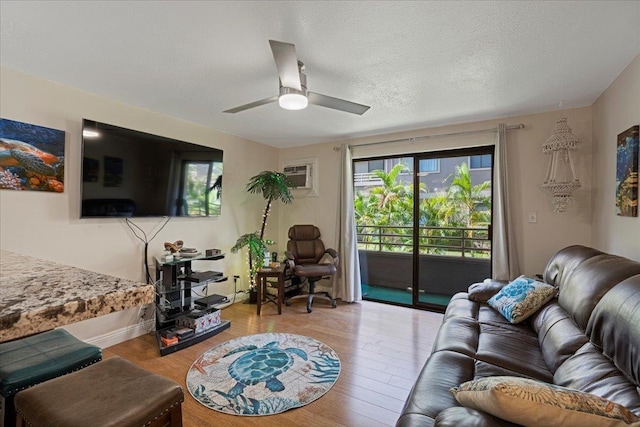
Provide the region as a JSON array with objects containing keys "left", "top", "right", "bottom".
[
  {"left": 103, "top": 299, "right": 443, "bottom": 426},
  {"left": 335, "top": 381, "right": 407, "bottom": 412}
]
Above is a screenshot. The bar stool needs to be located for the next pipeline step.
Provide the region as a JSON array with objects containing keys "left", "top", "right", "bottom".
[
  {"left": 14, "top": 356, "right": 184, "bottom": 426},
  {"left": 0, "top": 328, "right": 102, "bottom": 427}
]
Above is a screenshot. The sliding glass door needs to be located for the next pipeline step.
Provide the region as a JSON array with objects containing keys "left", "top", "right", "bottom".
[
  {"left": 413, "top": 148, "right": 493, "bottom": 309},
  {"left": 354, "top": 147, "right": 493, "bottom": 311},
  {"left": 355, "top": 156, "right": 415, "bottom": 305}
]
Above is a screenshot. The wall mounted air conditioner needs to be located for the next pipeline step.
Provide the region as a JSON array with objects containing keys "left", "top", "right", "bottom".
[{"left": 283, "top": 164, "right": 312, "bottom": 189}]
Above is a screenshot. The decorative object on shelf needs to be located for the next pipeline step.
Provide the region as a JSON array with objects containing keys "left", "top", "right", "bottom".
[
  {"left": 176, "top": 308, "right": 221, "bottom": 334},
  {"left": 187, "top": 332, "right": 340, "bottom": 416},
  {"left": 231, "top": 171, "right": 295, "bottom": 292},
  {"left": 616, "top": 125, "right": 639, "bottom": 217},
  {"left": 0, "top": 118, "right": 65, "bottom": 192},
  {"left": 206, "top": 248, "right": 222, "bottom": 257},
  {"left": 164, "top": 240, "right": 184, "bottom": 253},
  {"left": 541, "top": 117, "right": 582, "bottom": 212},
  {"left": 179, "top": 247, "right": 201, "bottom": 257}
]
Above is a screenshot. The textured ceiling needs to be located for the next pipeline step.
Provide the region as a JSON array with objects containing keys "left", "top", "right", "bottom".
[{"left": 1, "top": 1, "right": 639, "bottom": 148}]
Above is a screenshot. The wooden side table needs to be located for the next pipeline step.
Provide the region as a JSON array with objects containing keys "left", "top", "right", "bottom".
[{"left": 256, "top": 264, "right": 286, "bottom": 315}]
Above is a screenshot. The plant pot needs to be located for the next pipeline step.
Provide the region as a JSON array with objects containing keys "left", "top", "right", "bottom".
[{"left": 248, "top": 290, "right": 258, "bottom": 304}]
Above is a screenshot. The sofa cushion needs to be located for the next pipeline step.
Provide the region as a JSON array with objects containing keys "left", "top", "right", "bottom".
[
  {"left": 554, "top": 342, "right": 640, "bottom": 414},
  {"left": 487, "top": 276, "right": 556, "bottom": 324},
  {"left": 474, "top": 322, "right": 552, "bottom": 382},
  {"left": 587, "top": 276, "right": 640, "bottom": 389},
  {"left": 543, "top": 245, "right": 604, "bottom": 286},
  {"left": 443, "top": 293, "right": 480, "bottom": 320},
  {"left": 396, "top": 351, "right": 475, "bottom": 427},
  {"left": 434, "top": 294, "right": 552, "bottom": 382},
  {"left": 451, "top": 376, "right": 640, "bottom": 427},
  {"left": 529, "top": 302, "right": 589, "bottom": 373},
  {"left": 434, "top": 407, "right": 520, "bottom": 427},
  {"left": 473, "top": 360, "right": 534, "bottom": 380},
  {"left": 555, "top": 253, "right": 640, "bottom": 331},
  {"left": 431, "top": 317, "right": 479, "bottom": 357}
]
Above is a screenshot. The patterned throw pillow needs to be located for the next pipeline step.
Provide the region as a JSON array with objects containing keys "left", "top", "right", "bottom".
[
  {"left": 487, "top": 275, "right": 556, "bottom": 323},
  {"left": 451, "top": 376, "right": 640, "bottom": 427}
]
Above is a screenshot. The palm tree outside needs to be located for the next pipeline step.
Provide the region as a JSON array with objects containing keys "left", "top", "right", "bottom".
[{"left": 354, "top": 159, "right": 491, "bottom": 257}]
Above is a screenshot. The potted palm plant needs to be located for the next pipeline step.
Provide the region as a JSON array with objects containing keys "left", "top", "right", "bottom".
[{"left": 231, "top": 171, "right": 295, "bottom": 301}]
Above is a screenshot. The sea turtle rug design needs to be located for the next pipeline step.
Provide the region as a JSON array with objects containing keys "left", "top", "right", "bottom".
[{"left": 187, "top": 332, "right": 341, "bottom": 416}]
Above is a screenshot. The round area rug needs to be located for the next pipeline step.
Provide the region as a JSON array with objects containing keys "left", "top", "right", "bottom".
[{"left": 187, "top": 332, "right": 341, "bottom": 416}]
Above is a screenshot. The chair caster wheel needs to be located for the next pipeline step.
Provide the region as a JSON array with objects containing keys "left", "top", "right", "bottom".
[
  {"left": 307, "top": 304, "right": 312, "bottom": 313},
  {"left": 285, "top": 300, "right": 291, "bottom": 306},
  {"left": 331, "top": 300, "right": 337, "bottom": 308}
]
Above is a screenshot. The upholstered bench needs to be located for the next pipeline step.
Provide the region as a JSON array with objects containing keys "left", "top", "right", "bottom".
[
  {"left": 14, "top": 356, "right": 184, "bottom": 427},
  {"left": 0, "top": 328, "right": 102, "bottom": 427}
]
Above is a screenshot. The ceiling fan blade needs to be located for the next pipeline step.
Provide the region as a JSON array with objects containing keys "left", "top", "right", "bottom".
[
  {"left": 307, "top": 92, "right": 370, "bottom": 115},
  {"left": 269, "top": 40, "right": 301, "bottom": 91},
  {"left": 223, "top": 96, "right": 279, "bottom": 113}
]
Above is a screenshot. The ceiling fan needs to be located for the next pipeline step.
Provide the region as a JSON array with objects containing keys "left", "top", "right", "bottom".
[{"left": 223, "top": 40, "right": 370, "bottom": 115}]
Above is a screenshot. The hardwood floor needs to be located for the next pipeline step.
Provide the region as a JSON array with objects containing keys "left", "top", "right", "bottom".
[{"left": 104, "top": 299, "right": 443, "bottom": 427}]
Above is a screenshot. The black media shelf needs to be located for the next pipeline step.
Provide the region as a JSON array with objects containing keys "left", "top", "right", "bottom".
[
  {"left": 154, "top": 253, "right": 230, "bottom": 356},
  {"left": 156, "top": 320, "right": 230, "bottom": 356}
]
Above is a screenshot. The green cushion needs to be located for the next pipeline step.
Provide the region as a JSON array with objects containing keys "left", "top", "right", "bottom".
[{"left": 0, "top": 329, "right": 102, "bottom": 397}]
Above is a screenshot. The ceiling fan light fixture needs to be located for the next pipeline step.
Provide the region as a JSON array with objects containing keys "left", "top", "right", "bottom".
[
  {"left": 279, "top": 93, "right": 308, "bottom": 110},
  {"left": 223, "top": 40, "right": 369, "bottom": 114}
]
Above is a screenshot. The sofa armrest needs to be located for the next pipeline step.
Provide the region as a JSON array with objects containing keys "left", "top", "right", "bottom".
[
  {"left": 467, "top": 280, "right": 507, "bottom": 303},
  {"left": 435, "top": 407, "right": 521, "bottom": 427}
]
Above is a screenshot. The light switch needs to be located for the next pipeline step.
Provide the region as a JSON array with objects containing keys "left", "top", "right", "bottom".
[{"left": 528, "top": 211, "right": 538, "bottom": 223}]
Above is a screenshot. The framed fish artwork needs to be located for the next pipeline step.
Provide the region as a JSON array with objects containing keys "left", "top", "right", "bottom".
[
  {"left": 616, "top": 125, "right": 639, "bottom": 217},
  {"left": 0, "top": 118, "right": 65, "bottom": 192}
]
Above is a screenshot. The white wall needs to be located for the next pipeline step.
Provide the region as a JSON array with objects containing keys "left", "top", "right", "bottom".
[
  {"left": 0, "top": 67, "right": 279, "bottom": 343},
  {"left": 280, "top": 107, "right": 593, "bottom": 278},
  {"left": 592, "top": 55, "right": 640, "bottom": 261}
]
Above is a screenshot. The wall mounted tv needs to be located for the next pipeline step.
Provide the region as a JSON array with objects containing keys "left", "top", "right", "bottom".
[{"left": 81, "top": 119, "right": 223, "bottom": 218}]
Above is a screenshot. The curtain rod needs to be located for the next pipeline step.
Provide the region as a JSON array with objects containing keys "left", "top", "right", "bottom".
[{"left": 336, "top": 123, "right": 525, "bottom": 150}]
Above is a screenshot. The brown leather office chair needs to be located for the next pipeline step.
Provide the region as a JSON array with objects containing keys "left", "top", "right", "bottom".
[{"left": 284, "top": 225, "right": 339, "bottom": 313}]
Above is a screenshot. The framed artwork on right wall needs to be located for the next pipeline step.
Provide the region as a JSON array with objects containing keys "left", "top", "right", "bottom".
[{"left": 616, "top": 124, "right": 639, "bottom": 217}]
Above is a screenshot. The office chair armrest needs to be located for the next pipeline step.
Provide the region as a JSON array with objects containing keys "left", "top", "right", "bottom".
[
  {"left": 284, "top": 251, "right": 296, "bottom": 270},
  {"left": 325, "top": 248, "right": 338, "bottom": 258},
  {"left": 325, "top": 248, "right": 339, "bottom": 266}
]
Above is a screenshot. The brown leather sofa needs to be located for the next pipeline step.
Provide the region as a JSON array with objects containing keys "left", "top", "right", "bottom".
[{"left": 396, "top": 245, "right": 640, "bottom": 427}]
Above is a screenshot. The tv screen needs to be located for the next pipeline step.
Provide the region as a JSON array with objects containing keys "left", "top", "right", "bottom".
[{"left": 81, "top": 119, "right": 223, "bottom": 218}]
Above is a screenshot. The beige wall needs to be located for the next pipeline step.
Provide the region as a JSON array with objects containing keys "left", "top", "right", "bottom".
[
  {"left": 0, "top": 67, "right": 279, "bottom": 344},
  {"left": 592, "top": 55, "right": 640, "bottom": 261},
  {"left": 280, "top": 107, "right": 593, "bottom": 278},
  {"left": 2, "top": 54, "right": 636, "bottom": 345}
]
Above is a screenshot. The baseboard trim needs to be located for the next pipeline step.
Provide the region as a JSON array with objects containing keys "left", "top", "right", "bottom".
[
  {"left": 87, "top": 319, "right": 155, "bottom": 349},
  {"left": 86, "top": 293, "right": 247, "bottom": 349}
]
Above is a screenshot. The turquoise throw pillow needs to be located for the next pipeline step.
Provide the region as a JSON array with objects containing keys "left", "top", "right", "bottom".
[{"left": 487, "top": 276, "right": 556, "bottom": 324}]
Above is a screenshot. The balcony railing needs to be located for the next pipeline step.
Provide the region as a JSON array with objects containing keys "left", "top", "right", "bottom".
[
  {"left": 353, "top": 172, "right": 383, "bottom": 185},
  {"left": 356, "top": 224, "right": 490, "bottom": 258}
]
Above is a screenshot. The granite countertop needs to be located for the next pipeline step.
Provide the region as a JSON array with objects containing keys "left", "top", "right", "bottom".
[{"left": 0, "top": 250, "right": 154, "bottom": 342}]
